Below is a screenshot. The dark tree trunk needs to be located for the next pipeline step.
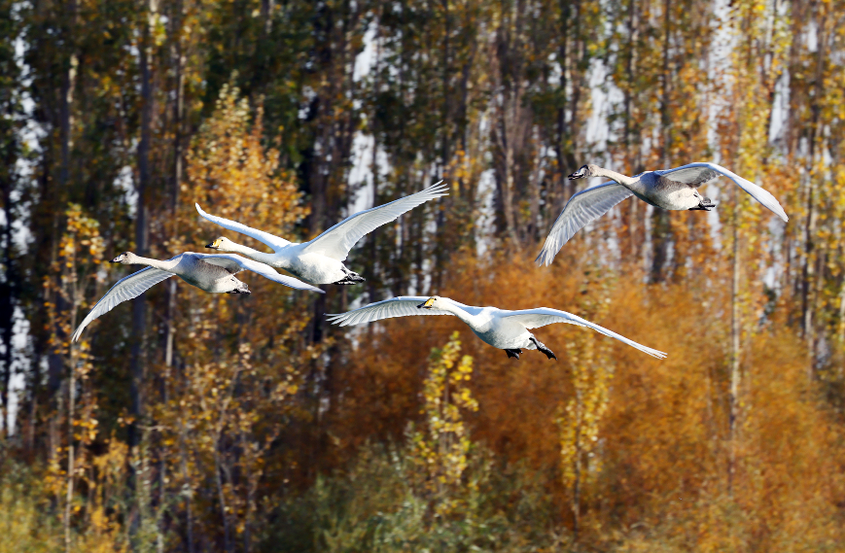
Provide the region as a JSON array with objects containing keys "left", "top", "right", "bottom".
[{"left": 129, "top": 2, "right": 153, "bottom": 452}]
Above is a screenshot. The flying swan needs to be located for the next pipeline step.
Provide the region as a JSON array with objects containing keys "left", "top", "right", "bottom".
[
  {"left": 198, "top": 182, "right": 449, "bottom": 285},
  {"left": 72, "top": 251, "right": 323, "bottom": 342},
  {"left": 535, "top": 162, "right": 789, "bottom": 266},
  {"left": 327, "top": 295, "right": 666, "bottom": 360}
]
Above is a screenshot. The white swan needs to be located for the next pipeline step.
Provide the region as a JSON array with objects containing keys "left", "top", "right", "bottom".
[
  {"left": 198, "top": 182, "right": 449, "bottom": 285},
  {"left": 72, "top": 251, "right": 323, "bottom": 342},
  {"left": 535, "top": 162, "right": 789, "bottom": 266},
  {"left": 327, "top": 295, "right": 666, "bottom": 360}
]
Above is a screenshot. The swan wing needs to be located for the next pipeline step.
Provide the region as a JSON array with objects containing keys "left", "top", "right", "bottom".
[
  {"left": 326, "top": 296, "right": 454, "bottom": 327},
  {"left": 195, "top": 203, "right": 292, "bottom": 252},
  {"left": 501, "top": 307, "right": 667, "bottom": 359},
  {"left": 535, "top": 182, "right": 633, "bottom": 266},
  {"left": 190, "top": 253, "right": 243, "bottom": 273},
  {"left": 657, "top": 162, "right": 788, "bottom": 222},
  {"left": 71, "top": 267, "right": 175, "bottom": 342},
  {"left": 198, "top": 253, "right": 324, "bottom": 293},
  {"left": 302, "top": 181, "right": 449, "bottom": 260}
]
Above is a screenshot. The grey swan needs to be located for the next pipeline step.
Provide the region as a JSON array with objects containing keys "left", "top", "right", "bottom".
[
  {"left": 536, "top": 162, "right": 789, "bottom": 266},
  {"left": 72, "top": 251, "right": 323, "bottom": 342}
]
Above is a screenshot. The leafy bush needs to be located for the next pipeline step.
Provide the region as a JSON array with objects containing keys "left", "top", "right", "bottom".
[{"left": 261, "top": 442, "right": 562, "bottom": 553}]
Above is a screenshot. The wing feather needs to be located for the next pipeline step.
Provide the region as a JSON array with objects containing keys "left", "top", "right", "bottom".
[
  {"left": 196, "top": 253, "right": 324, "bottom": 293},
  {"left": 657, "top": 162, "right": 788, "bottom": 222},
  {"left": 195, "top": 203, "right": 292, "bottom": 252},
  {"left": 72, "top": 267, "right": 175, "bottom": 342},
  {"left": 502, "top": 307, "right": 667, "bottom": 359},
  {"left": 326, "top": 296, "right": 453, "bottom": 327},
  {"left": 303, "top": 182, "right": 449, "bottom": 260},
  {"left": 535, "top": 182, "right": 634, "bottom": 266},
  {"left": 655, "top": 166, "right": 720, "bottom": 186}
]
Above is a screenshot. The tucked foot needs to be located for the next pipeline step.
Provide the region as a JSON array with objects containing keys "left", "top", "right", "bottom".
[
  {"left": 689, "top": 197, "right": 716, "bottom": 211},
  {"left": 530, "top": 337, "right": 557, "bottom": 360},
  {"left": 333, "top": 273, "right": 366, "bottom": 285},
  {"left": 227, "top": 288, "right": 251, "bottom": 295},
  {"left": 505, "top": 348, "right": 522, "bottom": 360},
  {"left": 333, "top": 266, "right": 366, "bottom": 285}
]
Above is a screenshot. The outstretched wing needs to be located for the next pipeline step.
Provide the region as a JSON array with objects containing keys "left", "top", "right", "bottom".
[
  {"left": 656, "top": 162, "right": 788, "bottom": 222},
  {"left": 197, "top": 253, "right": 324, "bottom": 293},
  {"left": 302, "top": 182, "right": 449, "bottom": 261},
  {"left": 535, "top": 182, "right": 633, "bottom": 266},
  {"left": 501, "top": 307, "right": 667, "bottom": 359},
  {"left": 195, "top": 203, "right": 293, "bottom": 252},
  {"left": 327, "top": 296, "right": 453, "bottom": 327},
  {"left": 72, "top": 267, "right": 175, "bottom": 342}
]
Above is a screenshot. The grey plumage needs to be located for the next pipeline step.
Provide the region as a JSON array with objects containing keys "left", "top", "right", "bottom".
[
  {"left": 72, "top": 251, "right": 323, "bottom": 342},
  {"left": 536, "top": 162, "right": 789, "bottom": 266}
]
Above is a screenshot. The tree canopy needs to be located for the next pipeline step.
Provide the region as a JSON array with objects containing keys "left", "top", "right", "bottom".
[{"left": 3, "top": 0, "right": 845, "bottom": 550}]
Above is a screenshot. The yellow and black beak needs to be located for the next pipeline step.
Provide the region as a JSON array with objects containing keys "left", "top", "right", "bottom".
[
  {"left": 206, "top": 239, "right": 220, "bottom": 249},
  {"left": 417, "top": 298, "right": 435, "bottom": 309}
]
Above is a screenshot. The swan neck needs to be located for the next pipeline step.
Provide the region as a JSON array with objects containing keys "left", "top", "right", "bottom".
[
  {"left": 595, "top": 167, "right": 637, "bottom": 187},
  {"left": 127, "top": 254, "right": 173, "bottom": 271},
  {"left": 441, "top": 300, "right": 474, "bottom": 325},
  {"left": 225, "top": 242, "right": 281, "bottom": 266}
]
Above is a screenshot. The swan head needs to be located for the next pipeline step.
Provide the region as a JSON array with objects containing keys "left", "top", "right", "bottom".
[
  {"left": 417, "top": 296, "right": 442, "bottom": 310},
  {"left": 206, "top": 237, "right": 235, "bottom": 252},
  {"left": 568, "top": 164, "right": 599, "bottom": 180},
  {"left": 111, "top": 252, "right": 136, "bottom": 264}
]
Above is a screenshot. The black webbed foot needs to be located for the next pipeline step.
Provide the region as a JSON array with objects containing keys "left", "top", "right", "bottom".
[
  {"left": 332, "top": 275, "right": 366, "bottom": 285},
  {"left": 530, "top": 337, "right": 557, "bottom": 360},
  {"left": 505, "top": 349, "right": 522, "bottom": 360},
  {"left": 539, "top": 347, "right": 557, "bottom": 360}
]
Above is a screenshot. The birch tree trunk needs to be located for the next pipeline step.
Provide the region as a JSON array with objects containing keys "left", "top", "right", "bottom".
[{"left": 728, "top": 192, "right": 741, "bottom": 496}]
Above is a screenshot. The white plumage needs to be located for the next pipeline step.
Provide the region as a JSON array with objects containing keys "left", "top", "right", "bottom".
[
  {"left": 199, "top": 182, "right": 449, "bottom": 285},
  {"left": 327, "top": 295, "right": 666, "bottom": 360}
]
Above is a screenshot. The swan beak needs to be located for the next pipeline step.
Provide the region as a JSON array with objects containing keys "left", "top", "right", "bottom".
[
  {"left": 206, "top": 239, "right": 220, "bottom": 249},
  {"left": 110, "top": 256, "right": 122, "bottom": 263},
  {"left": 417, "top": 298, "right": 435, "bottom": 309},
  {"left": 568, "top": 169, "right": 586, "bottom": 180}
]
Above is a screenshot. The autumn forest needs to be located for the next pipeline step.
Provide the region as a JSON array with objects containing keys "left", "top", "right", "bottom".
[{"left": 2, "top": 0, "right": 845, "bottom": 550}]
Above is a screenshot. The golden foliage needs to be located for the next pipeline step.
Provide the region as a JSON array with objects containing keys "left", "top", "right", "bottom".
[
  {"left": 407, "top": 331, "right": 478, "bottom": 515},
  {"left": 185, "top": 83, "right": 309, "bottom": 240},
  {"left": 15, "top": 0, "right": 845, "bottom": 549}
]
